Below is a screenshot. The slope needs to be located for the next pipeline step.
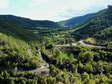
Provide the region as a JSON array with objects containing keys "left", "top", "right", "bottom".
[
  {"left": 0, "top": 15, "right": 48, "bottom": 71},
  {"left": 94, "top": 26, "right": 112, "bottom": 41},
  {"left": 0, "top": 15, "right": 61, "bottom": 29},
  {"left": 59, "top": 13, "right": 95, "bottom": 28},
  {"left": 71, "top": 5, "right": 112, "bottom": 41}
]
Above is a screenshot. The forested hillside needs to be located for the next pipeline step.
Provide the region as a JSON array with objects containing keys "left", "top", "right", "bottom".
[
  {"left": 72, "top": 5, "right": 112, "bottom": 42},
  {"left": 0, "top": 15, "right": 61, "bottom": 29},
  {"left": 95, "top": 26, "right": 112, "bottom": 41},
  {"left": 59, "top": 13, "right": 95, "bottom": 28}
]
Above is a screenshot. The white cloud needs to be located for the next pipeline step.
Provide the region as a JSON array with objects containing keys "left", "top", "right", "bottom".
[
  {"left": 0, "top": 0, "right": 9, "bottom": 8},
  {"left": 30, "top": 0, "right": 49, "bottom": 7},
  {"left": 0, "top": 0, "right": 111, "bottom": 21},
  {"left": 27, "top": 0, "right": 112, "bottom": 21}
]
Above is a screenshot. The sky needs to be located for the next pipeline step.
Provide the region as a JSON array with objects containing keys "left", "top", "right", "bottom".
[{"left": 0, "top": 0, "right": 112, "bottom": 21}]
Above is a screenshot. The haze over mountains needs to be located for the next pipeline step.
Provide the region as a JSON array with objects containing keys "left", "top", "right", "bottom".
[{"left": 59, "top": 13, "right": 95, "bottom": 28}]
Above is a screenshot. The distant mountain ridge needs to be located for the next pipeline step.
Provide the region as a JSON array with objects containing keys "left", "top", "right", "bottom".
[
  {"left": 59, "top": 13, "right": 95, "bottom": 28},
  {"left": 0, "top": 15, "right": 61, "bottom": 29}
]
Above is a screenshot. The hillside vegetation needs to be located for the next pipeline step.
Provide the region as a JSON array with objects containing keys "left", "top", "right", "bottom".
[
  {"left": 0, "top": 15, "right": 61, "bottom": 30},
  {"left": 59, "top": 13, "right": 95, "bottom": 28},
  {"left": 95, "top": 26, "right": 112, "bottom": 41},
  {"left": 71, "top": 6, "right": 112, "bottom": 42}
]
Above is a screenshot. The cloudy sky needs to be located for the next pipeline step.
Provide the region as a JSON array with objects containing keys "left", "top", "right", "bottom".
[{"left": 0, "top": 0, "right": 112, "bottom": 21}]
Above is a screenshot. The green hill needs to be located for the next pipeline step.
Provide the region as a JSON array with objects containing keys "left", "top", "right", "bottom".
[
  {"left": 0, "top": 15, "right": 62, "bottom": 41},
  {"left": 0, "top": 20, "right": 37, "bottom": 41},
  {"left": 0, "top": 15, "right": 61, "bottom": 29},
  {"left": 59, "top": 13, "right": 95, "bottom": 28},
  {"left": 94, "top": 26, "right": 112, "bottom": 41},
  {"left": 72, "top": 5, "right": 112, "bottom": 41},
  {"left": 1, "top": 33, "right": 43, "bottom": 68},
  {"left": 0, "top": 15, "right": 52, "bottom": 71}
]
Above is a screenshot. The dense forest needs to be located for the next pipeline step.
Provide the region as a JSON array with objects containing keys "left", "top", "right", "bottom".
[{"left": 0, "top": 5, "right": 112, "bottom": 84}]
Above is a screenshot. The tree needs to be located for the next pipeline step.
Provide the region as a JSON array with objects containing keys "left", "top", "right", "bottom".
[
  {"left": 79, "top": 51, "right": 94, "bottom": 63},
  {"left": 85, "top": 63, "right": 93, "bottom": 73}
]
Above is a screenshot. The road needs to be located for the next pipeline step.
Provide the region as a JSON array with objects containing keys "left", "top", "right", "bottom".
[
  {"left": 55, "top": 43, "right": 77, "bottom": 47},
  {"left": 55, "top": 40, "right": 103, "bottom": 47},
  {"left": 79, "top": 40, "right": 104, "bottom": 47},
  {"left": 79, "top": 40, "right": 95, "bottom": 47},
  {"left": 18, "top": 63, "right": 49, "bottom": 74},
  {"left": 17, "top": 51, "right": 50, "bottom": 75}
]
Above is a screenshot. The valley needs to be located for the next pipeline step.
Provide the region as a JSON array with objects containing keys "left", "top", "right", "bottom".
[{"left": 0, "top": 5, "right": 112, "bottom": 84}]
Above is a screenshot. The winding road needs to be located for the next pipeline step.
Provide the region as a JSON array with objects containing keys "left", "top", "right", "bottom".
[
  {"left": 55, "top": 40, "right": 103, "bottom": 47},
  {"left": 79, "top": 40, "right": 105, "bottom": 47},
  {"left": 79, "top": 40, "right": 96, "bottom": 47}
]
